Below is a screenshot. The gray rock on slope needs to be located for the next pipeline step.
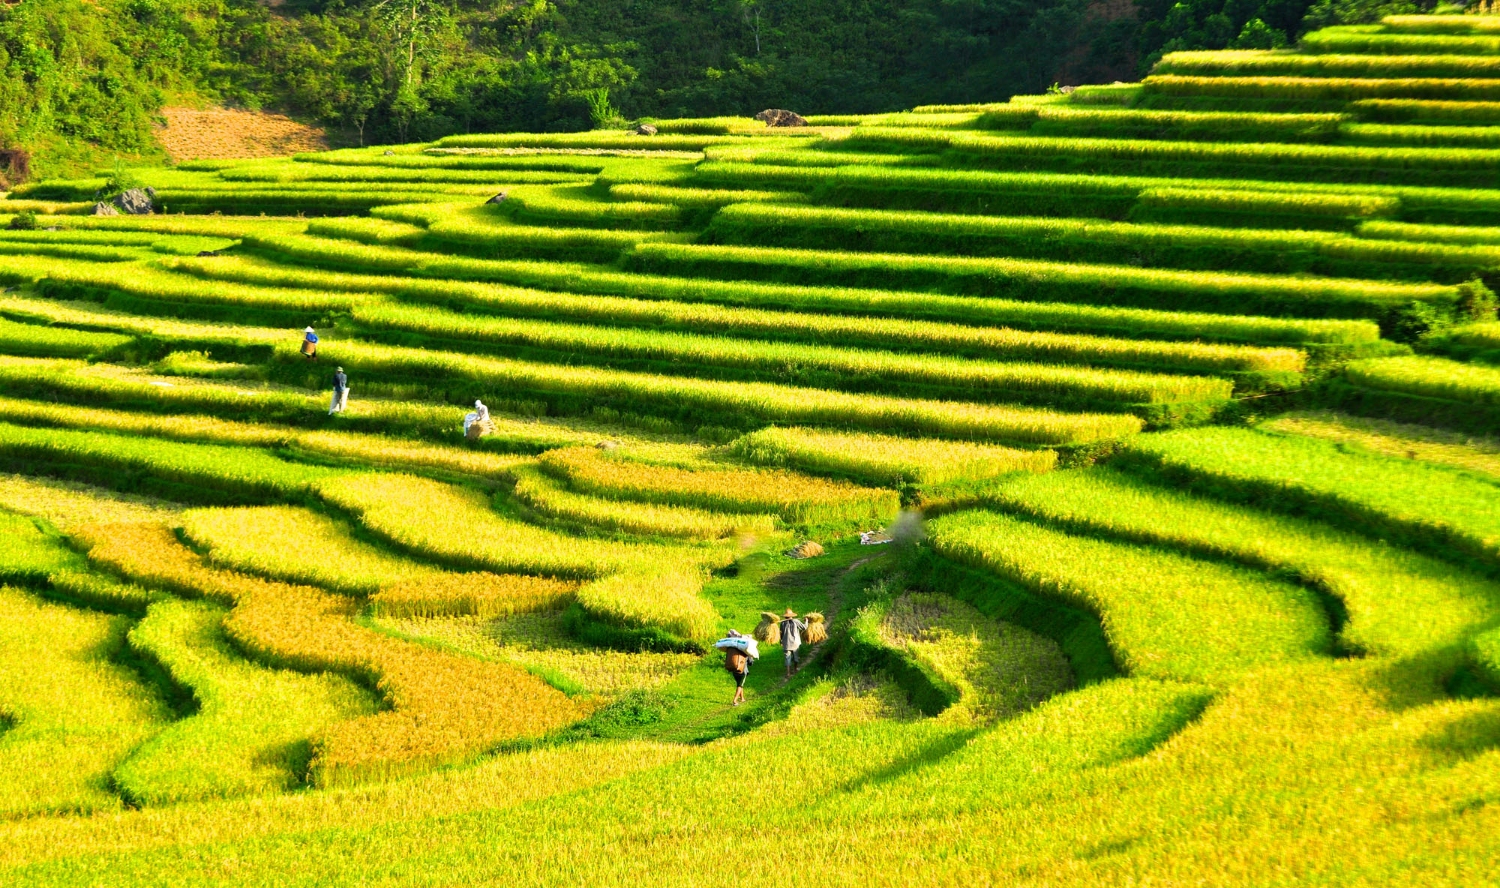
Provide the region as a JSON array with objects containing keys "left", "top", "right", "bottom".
[
  {"left": 114, "top": 188, "right": 154, "bottom": 215},
  {"left": 755, "top": 109, "right": 807, "bottom": 127},
  {"left": 90, "top": 202, "right": 120, "bottom": 216}
]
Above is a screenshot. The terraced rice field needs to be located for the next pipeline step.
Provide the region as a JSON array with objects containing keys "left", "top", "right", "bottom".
[{"left": 2, "top": 15, "right": 1500, "bottom": 885}]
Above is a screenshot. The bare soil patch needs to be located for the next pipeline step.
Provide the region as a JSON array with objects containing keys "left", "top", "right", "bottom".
[{"left": 157, "top": 108, "right": 328, "bottom": 162}]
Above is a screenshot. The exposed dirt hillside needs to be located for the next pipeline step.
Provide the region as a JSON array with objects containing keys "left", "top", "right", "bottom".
[{"left": 157, "top": 108, "right": 328, "bottom": 162}]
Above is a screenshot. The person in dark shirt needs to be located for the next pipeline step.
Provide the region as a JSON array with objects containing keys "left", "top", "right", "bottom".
[
  {"left": 329, "top": 367, "right": 348, "bottom": 414},
  {"left": 723, "top": 629, "right": 752, "bottom": 706}
]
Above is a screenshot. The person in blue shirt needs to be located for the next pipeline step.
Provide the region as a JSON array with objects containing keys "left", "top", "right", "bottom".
[{"left": 302, "top": 327, "right": 319, "bottom": 359}]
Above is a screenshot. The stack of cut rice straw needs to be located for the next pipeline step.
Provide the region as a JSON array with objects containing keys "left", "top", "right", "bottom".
[{"left": 755, "top": 612, "right": 828, "bottom": 645}]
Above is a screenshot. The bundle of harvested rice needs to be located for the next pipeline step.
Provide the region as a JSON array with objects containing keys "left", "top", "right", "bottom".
[
  {"left": 753, "top": 612, "right": 781, "bottom": 644},
  {"left": 805, "top": 612, "right": 828, "bottom": 644},
  {"left": 788, "top": 540, "right": 824, "bottom": 559}
]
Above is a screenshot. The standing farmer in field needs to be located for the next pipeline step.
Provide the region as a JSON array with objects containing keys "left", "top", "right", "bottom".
[
  {"left": 302, "top": 327, "right": 319, "bottom": 359},
  {"left": 780, "top": 608, "right": 809, "bottom": 679},
  {"left": 329, "top": 367, "right": 348, "bottom": 415}
]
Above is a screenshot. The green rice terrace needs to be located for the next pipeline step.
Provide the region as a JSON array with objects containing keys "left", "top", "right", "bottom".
[{"left": 6, "top": 15, "right": 1500, "bottom": 886}]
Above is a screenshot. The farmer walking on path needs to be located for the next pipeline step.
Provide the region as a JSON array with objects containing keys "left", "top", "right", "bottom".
[
  {"left": 780, "top": 608, "right": 809, "bottom": 679},
  {"left": 718, "top": 629, "right": 754, "bottom": 706},
  {"left": 329, "top": 367, "right": 348, "bottom": 415}
]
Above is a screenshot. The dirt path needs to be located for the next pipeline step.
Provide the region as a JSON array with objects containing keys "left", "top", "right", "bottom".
[
  {"left": 781, "top": 555, "right": 875, "bottom": 685},
  {"left": 644, "top": 552, "right": 885, "bottom": 742}
]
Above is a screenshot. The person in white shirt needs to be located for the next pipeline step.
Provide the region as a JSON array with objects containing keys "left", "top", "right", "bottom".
[{"left": 779, "top": 609, "right": 809, "bottom": 678}]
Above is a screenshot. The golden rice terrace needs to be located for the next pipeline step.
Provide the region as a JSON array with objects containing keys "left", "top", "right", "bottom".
[{"left": 2, "top": 15, "right": 1500, "bottom": 886}]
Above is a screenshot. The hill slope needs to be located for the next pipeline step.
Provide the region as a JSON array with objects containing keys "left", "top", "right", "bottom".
[{"left": 1, "top": 14, "right": 1499, "bottom": 886}]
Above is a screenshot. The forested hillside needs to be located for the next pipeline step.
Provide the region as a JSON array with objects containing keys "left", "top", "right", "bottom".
[{"left": 0, "top": 0, "right": 1435, "bottom": 177}]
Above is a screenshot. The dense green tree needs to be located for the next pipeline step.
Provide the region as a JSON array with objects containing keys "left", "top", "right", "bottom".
[
  {"left": 0, "top": 0, "right": 188, "bottom": 155},
  {"left": 1134, "top": 0, "right": 1312, "bottom": 69},
  {"left": 1301, "top": 0, "right": 1425, "bottom": 30}
]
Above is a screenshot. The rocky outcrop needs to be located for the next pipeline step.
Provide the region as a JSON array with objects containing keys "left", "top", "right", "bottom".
[
  {"left": 755, "top": 109, "right": 807, "bottom": 128},
  {"left": 0, "top": 149, "right": 30, "bottom": 184},
  {"left": 114, "top": 188, "right": 154, "bottom": 215},
  {"left": 634, "top": 124, "right": 658, "bottom": 135},
  {"left": 91, "top": 202, "right": 120, "bottom": 216}
]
